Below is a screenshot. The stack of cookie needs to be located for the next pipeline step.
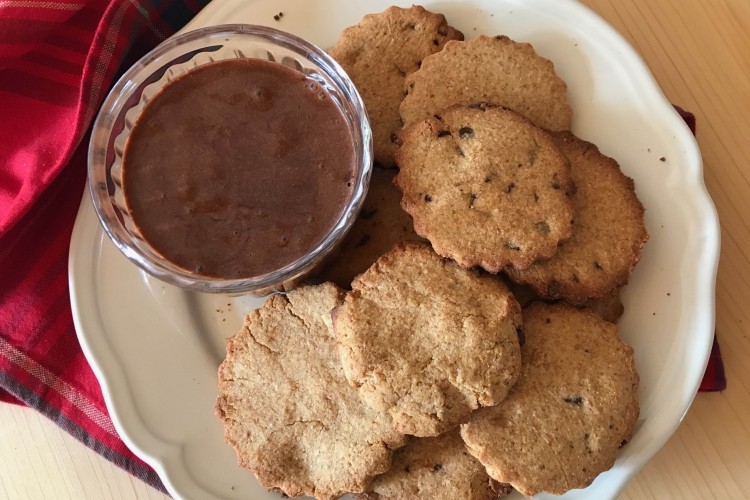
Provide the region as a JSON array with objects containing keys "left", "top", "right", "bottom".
[{"left": 217, "top": 5, "right": 647, "bottom": 499}]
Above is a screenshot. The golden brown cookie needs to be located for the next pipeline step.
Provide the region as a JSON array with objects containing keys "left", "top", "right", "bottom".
[
  {"left": 400, "top": 35, "right": 571, "bottom": 131},
  {"left": 318, "top": 168, "right": 424, "bottom": 287},
  {"left": 504, "top": 131, "right": 648, "bottom": 303},
  {"left": 502, "top": 275, "right": 625, "bottom": 323},
  {"left": 357, "top": 430, "right": 510, "bottom": 500},
  {"left": 394, "top": 103, "right": 575, "bottom": 272},
  {"left": 216, "top": 283, "right": 405, "bottom": 499},
  {"left": 461, "top": 302, "right": 640, "bottom": 497},
  {"left": 333, "top": 242, "right": 522, "bottom": 437},
  {"left": 329, "top": 5, "right": 463, "bottom": 167}
]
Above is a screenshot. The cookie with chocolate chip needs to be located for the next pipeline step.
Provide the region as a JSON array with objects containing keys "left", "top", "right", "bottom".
[
  {"left": 216, "top": 283, "right": 405, "bottom": 499},
  {"left": 329, "top": 5, "right": 463, "bottom": 168},
  {"left": 333, "top": 242, "right": 522, "bottom": 437},
  {"left": 357, "top": 430, "right": 512, "bottom": 500},
  {"left": 395, "top": 103, "right": 575, "bottom": 272},
  {"left": 400, "top": 35, "right": 571, "bottom": 131},
  {"left": 505, "top": 131, "right": 648, "bottom": 304},
  {"left": 318, "top": 168, "right": 424, "bottom": 288},
  {"left": 461, "top": 302, "right": 639, "bottom": 497}
]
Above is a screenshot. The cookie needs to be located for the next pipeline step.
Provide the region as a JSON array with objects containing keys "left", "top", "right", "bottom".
[
  {"left": 585, "top": 286, "right": 625, "bottom": 323},
  {"left": 333, "top": 242, "right": 522, "bottom": 437},
  {"left": 394, "top": 103, "right": 575, "bottom": 272},
  {"left": 505, "top": 131, "right": 648, "bottom": 303},
  {"left": 329, "top": 5, "right": 463, "bottom": 168},
  {"left": 318, "top": 168, "right": 424, "bottom": 287},
  {"left": 216, "top": 283, "right": 405, "bottom": 499},
  {"left": 400, "top": 35, "right": 571, "bottom": 131},
  {"left": 502, "top": 275, "right": 625, "bottom": 323},
  {"left": 460, "top": 302, "right": 640, "bottom": 497},
  {"left": 357, "top": 430, "right": 511, "bottom": 500}
]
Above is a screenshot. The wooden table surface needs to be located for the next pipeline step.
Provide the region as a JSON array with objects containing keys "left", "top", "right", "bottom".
[{"left": 2, "top": 0, "right": 749, "bottom": 498}]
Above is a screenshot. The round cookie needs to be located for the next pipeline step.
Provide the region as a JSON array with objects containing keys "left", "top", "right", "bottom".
[
  {"left": 394, "top": 103, "right": 575, "bottom": 272},
  {"left": 460, "top": 302, "right": 640, "bottom": 497},
  {"left": 329, "top": 5, "right": 463, "bottom": 168},
  {"left": 318, "top": 168, "right": 424, "bottom": 287},
  {"left": 504, "top": 131, "right": 648, "bottom": 303},
  {"left": 333, "top": 242, "right": 522, "bottom": 437},
  {"left": 400, "top": 35, "right": 571, "bottom": 131},
  {"left": 216, "top": 283, "right": 405, "bottom": 499},
  {"left": 357, "top": 430, "right": 512, "bottom": 500}
]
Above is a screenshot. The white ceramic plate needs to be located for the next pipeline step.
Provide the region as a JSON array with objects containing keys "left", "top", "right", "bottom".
[{"left": 69, "top": 0, "right": 720, "bottom": 498}]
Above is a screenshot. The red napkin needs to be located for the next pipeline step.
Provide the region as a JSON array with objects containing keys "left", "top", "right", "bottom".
[
  {"left": 0, "top": 5, "right": 726, "bottom": 494},
  {"left": 0, "top": 0, "right": 209, "bottom": 491}
]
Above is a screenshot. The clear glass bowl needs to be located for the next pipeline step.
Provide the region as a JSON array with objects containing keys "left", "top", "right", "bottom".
[{"left": 88, "top": 24, "right": 372, "bottom": 295}]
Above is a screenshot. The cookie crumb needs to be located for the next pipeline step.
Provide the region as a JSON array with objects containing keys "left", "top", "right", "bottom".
[
  {"left": 273, "top": 12, "right": 283, "bottom": 21},
  {"left": 659, "top": 157, "right": 666, "bottom": 162}
]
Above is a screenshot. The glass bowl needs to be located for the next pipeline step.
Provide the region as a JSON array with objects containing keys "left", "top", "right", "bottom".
[{"left": 88, "top": 24, "right": 372, "bottom": 295}]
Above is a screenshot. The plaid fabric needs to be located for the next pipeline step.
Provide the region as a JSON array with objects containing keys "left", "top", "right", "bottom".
[
  {"left": 0, "top": 0, "right": 209, "bottom": 491},
  {"left": 0, "top": 3, "right": 725, "bottom": 495}
]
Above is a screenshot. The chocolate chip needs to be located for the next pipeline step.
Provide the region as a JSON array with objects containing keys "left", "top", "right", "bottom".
[
  {"left": 432, "top": 39, "right": 439, "bottom": 46},
  {"left": 563, "top": 396, "right": 584, "bottom": 406},
  {"left": 534, "top": 221, "right": 550, "bottom": 235},
  {"left": 504, "top": 241, "right": 521, "bottom": 251},
  {"left": 484, "top": 176, "right": 492, "bottom": 183},
  {"left": 547, "top": 281, "right": 562, "bottom": 298},
  {"left": 437, "top": 130, "right": 451, "bottom": 138},
  {"left": 551, "top": 174, "right": 561, "bottom": 189},
  {"left": 533, "top": 192, "right": 539, "bottom": 202},
  {"left": 404, "top": 466, "right": 411, "bottom": 473},
  {"left": 459, "top": 127, "right": 474, "bottom": 138},
  {"left": 456, "top": 146, "right": 465, "bottom": 157},
  {"left": 424, "top": 194, "right": 432, "bottom": 202},
  {"left": 505, "top": 182, "right": 515, "bottom": 193},
  {"left": 433, "top": 464, "right": 443, "bottom": 471},
  {"left": 572, "top": 273, "right": 580, "bottom": 283},
  {"left": 594, "top": 261, "right": 603, "bottom": 270},
  {"left": 469, "top": 193, "right": 477, "bottom": 208}
]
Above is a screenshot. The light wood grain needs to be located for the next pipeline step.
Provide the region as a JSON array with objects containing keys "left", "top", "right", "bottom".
[{"left": 2, "top": 0, "right": 749, "bottom": 499}]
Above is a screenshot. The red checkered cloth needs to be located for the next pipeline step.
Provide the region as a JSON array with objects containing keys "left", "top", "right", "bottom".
[
  {"left": 0, "top": 0, "right": 209, "bottom": 491},
  {"left": 0, "top": 3, "right": 726, "bottom": 495}
]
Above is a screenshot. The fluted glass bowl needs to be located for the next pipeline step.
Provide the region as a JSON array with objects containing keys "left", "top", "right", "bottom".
[{"left": 88, "top": 24, "right": 372, "bottom": 295}]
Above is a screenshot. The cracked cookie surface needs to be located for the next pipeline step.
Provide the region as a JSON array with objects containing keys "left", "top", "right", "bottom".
[
  {"left": 400, "top": 35, "right": 571, "bottom": 131},
  {"left": 460, "top": 302, "right": 639, "bottom": 497},
  {"left": 329, "top": 5, "right": 463, "bottom": 168},
  {"left": 356, "top": 429, "right": 511, "bottom": 500},
  {"left": 216, "top": 282, "right": 405, "bottom": 500},
  {"left": 333, "top": 242, "right": 522, "bottom": 437},
  {"left": 395, "top": 104, "right": 575, "bottom": 272},
  {"left": 504, "top": 131, "right": 648, "bottom": 304}
]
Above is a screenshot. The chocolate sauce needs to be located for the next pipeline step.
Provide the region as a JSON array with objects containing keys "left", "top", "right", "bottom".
[{"left": 122, "top": 59, "right": 356, "bottom": 279}]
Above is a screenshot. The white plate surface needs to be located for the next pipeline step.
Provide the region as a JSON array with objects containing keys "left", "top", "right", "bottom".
[{"left": 69, "top": 0, "right": 720, "bottom": 498}]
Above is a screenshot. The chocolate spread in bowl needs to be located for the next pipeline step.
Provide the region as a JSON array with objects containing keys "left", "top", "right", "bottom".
[{"left": 122, "top": 59, "right": 356, "bottom": 279}]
